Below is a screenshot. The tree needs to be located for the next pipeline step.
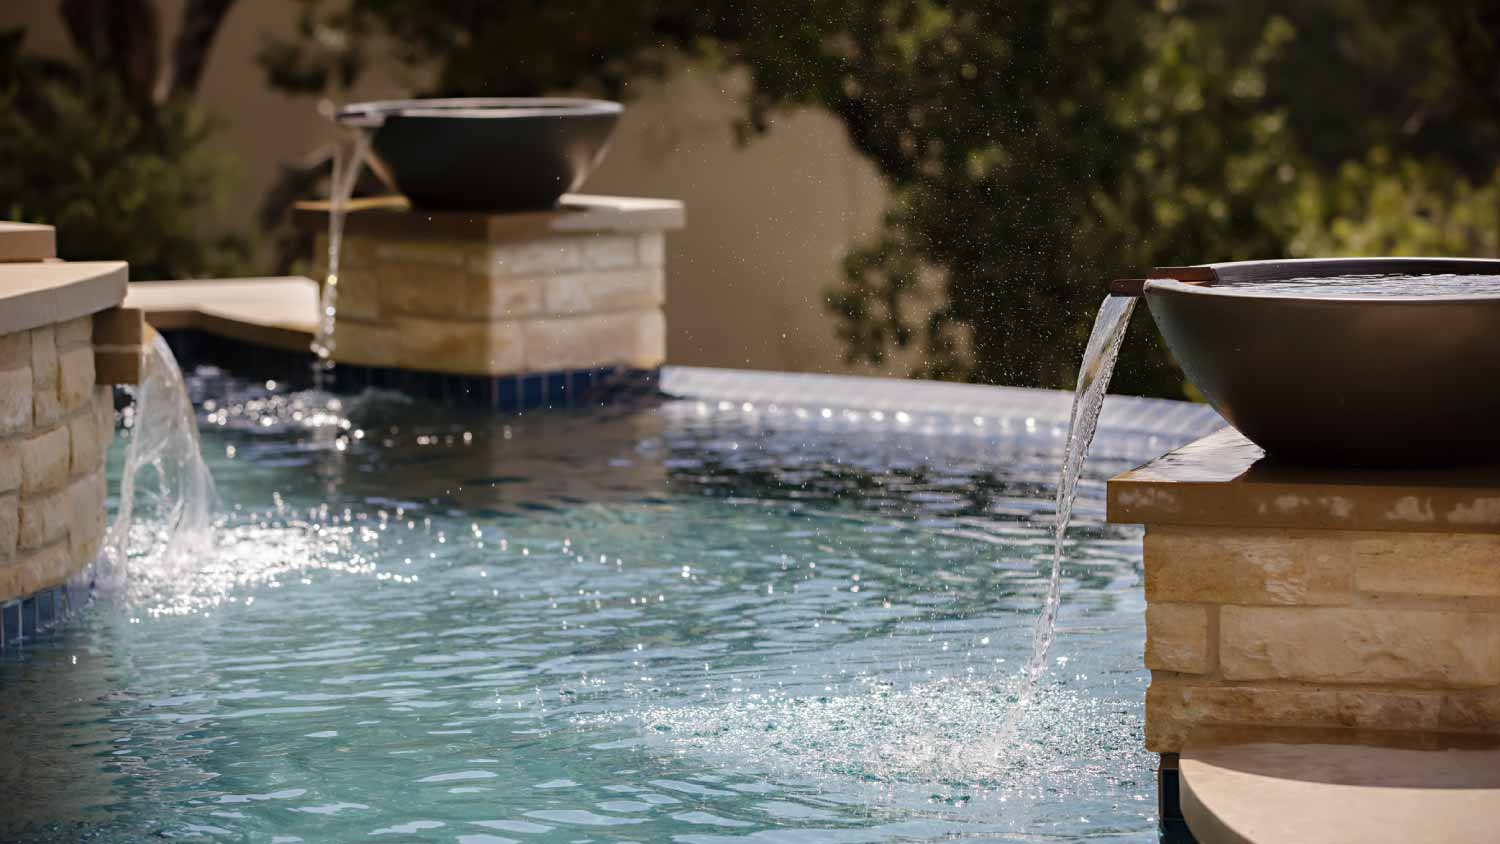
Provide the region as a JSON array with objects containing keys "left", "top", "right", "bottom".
[
  {"left": 261, "top": 0, "right": 1500, "bottom": 397},
  {"left": 1, "top": 1, "right": 249, "bottom": 280}
]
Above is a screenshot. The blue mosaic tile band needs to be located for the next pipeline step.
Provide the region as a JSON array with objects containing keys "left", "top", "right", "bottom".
[{"left": 0, "top": 573, "right": 92, "bottom": 651}]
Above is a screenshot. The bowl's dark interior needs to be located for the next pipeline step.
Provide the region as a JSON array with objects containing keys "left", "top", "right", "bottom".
[{"left": 339, "top": 98, "right": 622, "bottom": 212}]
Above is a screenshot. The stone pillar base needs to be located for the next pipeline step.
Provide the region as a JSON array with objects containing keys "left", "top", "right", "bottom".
[
  {"left": 298, "top": 195, "right": 683, "bottom": 381},
  {"left": 1109, "top": 428, "right": 1500, "bottom": 754}
]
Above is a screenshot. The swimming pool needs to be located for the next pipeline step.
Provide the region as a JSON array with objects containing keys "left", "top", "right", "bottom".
[{"left": 0, "top": 366, "right": 1218, "bottom": 843}]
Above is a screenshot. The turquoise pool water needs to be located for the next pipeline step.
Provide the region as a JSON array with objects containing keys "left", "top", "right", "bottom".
[{"left": 0, "top": 371, "right": 1210, "bottom": 843}]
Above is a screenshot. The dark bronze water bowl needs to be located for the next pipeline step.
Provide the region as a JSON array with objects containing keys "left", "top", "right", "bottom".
[
  {"left": 337, "top": 98, "right": 622, "bottom": 212},
  {"left": 1132, "top": 258, "right": 1500, "bottom": 467}
]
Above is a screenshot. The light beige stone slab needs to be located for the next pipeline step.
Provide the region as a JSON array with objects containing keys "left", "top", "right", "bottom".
[
  {"left": 93, "top": 386, "right": 114, "bottom": 453},
  {"left": 0, "top": 493, "right": 16, "bottom": 557},
  {"left": 126, "top": 278, "right": 320, "bottom": 353},
  {"left": 328, "top": 268, "right": 381, "bottom": 322},
  {"left": 294, "top": 194, "right": 686, "bottom": 241},
  {"left": 1180, "top": 742, "right": 1500, "bottom": 844},
  {"left": 394, "top": 317, "right": 525, "bottom": 376},
  {"left": 0, "top": 222, "right": 56, "bottom": 262},
  {"left": 55, "top": 314, "right": 92, "bottom": 349},
  {"left": 377, "top": 262, "right": 541, "bottom": 320},
  {"left": 579, "top": 235, "right": 642, "bottom": 270},
  {"left": 19, "top": 427, "right": 69, "bottom": 496},
  {"left": 0, "top": 367, "right": 31, "bottom": 434},
  {"left": 1353, "top": 533, "right": 1500, "bottom": 598},
  {"left": 1143, "top": 678, "right": 1465, "bottom": 751},
  {"left": 1110, "top": 427, "right": 1500, "bottom": 535},
  {"left": 479, "top": 238, "right": 585, "bottom": 277},
  {"left": 0, "top": 333, "right": 26, "bottom": 368},
  {"left": 58, "top": 345, "right": 94, "bottom": 412},
  {"left": 68, "top": 470, "right": 105, "bottom": 561},
  {"left": 0, "top": 262, "right": 128, "bottom": 335},
  {"left": 1144, "top": 526, "right": 1356, "bottom": 606},
  {"left": 328, "top": 319, "right": 401, "bottom": 368},
  {"left": 0, "top": 440, "right": 18, "bottom": 494},
  {"left": 1220, "top": 606, "right": 1500, "bottom": 687},
  {"left": 542, "top": 268, "right": 664, "bottom": 316},
  {"left": 1146, "top": 603, "right": 1213, "bottom": 674},
  {"left": 29, "top": 325, "right": 59, "bottom": 427},
  {"left": 638, "top": 232, "right": 665, "bottom": 267},
  {"left": 522, "top": 310, "right": 665, "bottom": 373},
  {"left": 0, "top": 540, "right": 69, "bottom": 599},
  {"left": 69, "top": 411, "right": 101, "bottom": 476},
  {"left": 18, "top": 486, "right": 69, "bottom": 549}
]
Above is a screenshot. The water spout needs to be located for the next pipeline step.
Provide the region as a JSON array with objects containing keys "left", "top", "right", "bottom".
[
  {"left": 1002, "top": 294, "right": 1137, "bottom": 738},
  {"left": 311, "top": 128, "right": 372, "bottom": 389}
]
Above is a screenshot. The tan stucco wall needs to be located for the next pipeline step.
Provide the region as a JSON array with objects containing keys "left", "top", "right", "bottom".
[{"left": 3, "top": 1, "right": 911, "bottom": 377}]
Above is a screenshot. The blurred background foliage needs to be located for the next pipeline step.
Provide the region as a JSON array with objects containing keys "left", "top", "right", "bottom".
[{"left": 6, "top": 0, "right": 1500, "bottom": 395}]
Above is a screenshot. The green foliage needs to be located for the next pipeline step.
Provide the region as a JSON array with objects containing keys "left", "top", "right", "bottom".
[
  {"left": 0, "top": 25, "right": 249, "bottom": 280},
  {"left": 260, "top": 1, "right": 1500, "bottom": 397}
]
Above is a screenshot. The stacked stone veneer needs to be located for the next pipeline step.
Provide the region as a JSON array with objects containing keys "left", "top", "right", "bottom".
[
  {"left": 313, "top": 229, "right": 666, "bottom": 377},
  {"left": 1112, "top": 430, "right": 1500, "bottom": 753},
  {"left": 0, "top": 315, "right": 114, "bottom": 602}
]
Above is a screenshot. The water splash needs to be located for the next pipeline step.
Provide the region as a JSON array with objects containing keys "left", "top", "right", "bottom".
[
  {"left": 311, "top": 128, "right": 372, "bottom": 389},
  {"left": 1001, "top": 294, "right": 1137, "bottom": 739},
  {"left": 101, "top": 332, "right": 219, "bottom": 599}
]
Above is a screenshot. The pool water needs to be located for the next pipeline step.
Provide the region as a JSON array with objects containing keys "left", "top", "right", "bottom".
[
  {"left": 1213, "top": 272, "right": 1500, "bottom": 298},
  {"left": 0, "top": 372, "right": 1207, "bottom": 843}
]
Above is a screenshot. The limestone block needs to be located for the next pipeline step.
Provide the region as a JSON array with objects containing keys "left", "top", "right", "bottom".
[
  {"left": 579, "top": 235, "right": 641, "bottom": 271},
  {"left": 314, "top": 233, "right": 377, "bottom": 271},
  {"left": 19, "top": 485, "right": 69, "bottom": 549},
  {"left": 0, "top": 440, "right": 17, "bottom": 493},
  {"left": 373, "top": 239, "right": 480, "bottom": 268},
  {"left": 1353, "top": 532, "right": 1500, "bottom": 599},
  {"left": 1145, "top": 603, "right": 1213, "bottom": 674},
  {"left": 58, "top": 346, "right": 95, "bottom": 412},
  {"left": 20, "top": 427, "right": 69, "bottom": 495},
  {"left": 55, "top": 314, "right": 93, "bottom": 349},
  {"left": 0, "top": 332, "right": 27, "bottom": 368},
  {"left": 522, "top": 310, "right": 665, "bottom": 373},
  {"left": 68, "top": 470, "right": 105, "bottom": 562},
  {"left": 542, "top": 268, "right": 665, "bottom": 316},
  {"left": 0, "top": 493, "right": 16, "bottom": 557},
  {"left": 93, "top": 386, "right": 115, "bottom": 454},
  {"left": 638, "top": 232, "right": 665, "bottom": 267},
  {"left": 378, "top": 262, "right": 540, "bottom": 320},
  {"left": 1144, "top": 678, "right": 1455, "bottom": 751},
  {"left": 1220, "top": 606, "right": 1500, "bottom": 687},
  {"left": 329, "top": 268, "right": 381, "bottom": 322},
  {"left": 1144, "top": 526, "right": 1355, "bottom": 606},
  {"left": 1438, "top": 688, "right": 1500, "bottom": 732},
  {"left": 69, "top": 410, "right": 102, "bottom": 475},
  {"left": 0, "top": 541, "right": 71, "bottom": 600},
  {"left": 328, "top": 320, "right": 401, "bottom": 368},
  {"left": 30, "top": 325, "right": 60, "bottom": 427},
  {"left": 395, "top": 317, "right": 524, "bottom": 376},
  {"left": 478, "top": 238, "right": 583, "bottom": 277},
  {"left": 0, "top": 367, "right": 29, "bottom": 435}
]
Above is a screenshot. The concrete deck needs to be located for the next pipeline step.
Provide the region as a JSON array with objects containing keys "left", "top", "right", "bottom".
[{"left": 1182, "top": 740, "right": 1500, "bottom": 844}]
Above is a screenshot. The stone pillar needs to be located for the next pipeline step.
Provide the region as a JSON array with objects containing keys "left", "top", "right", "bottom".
[
  {"left": 299, "top": 195, "right": 683, "bottom": 406},
  {"left": 0, "top": 227, "right": 144, "bottom": 642},
  {"left": 1108, "top": 428, "right": 1500, "bottom": 754}
]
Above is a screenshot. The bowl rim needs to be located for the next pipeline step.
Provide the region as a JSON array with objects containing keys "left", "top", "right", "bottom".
[
  {"left": 1144, "top": 257, "right": 1500, "bottom": 304},
  {"left": 337, "top": 97, "right": 622, "bottom": 128}
]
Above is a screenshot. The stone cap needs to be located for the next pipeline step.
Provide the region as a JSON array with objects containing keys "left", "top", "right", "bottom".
[
  {"left": 125, "top": 277, "right": 319, "bottom": 353},
  {"left": 1108, "top": 427, "right": 1500, "bottom": 534},
  {"left": 293, "top": 194, "right": 685, "bottom": 241},
  {"left": 0, "top": 261, "right": 128, "bottom": 335},
  {"left": 0, "top": 222, "right": 57, "bottom": 262}
]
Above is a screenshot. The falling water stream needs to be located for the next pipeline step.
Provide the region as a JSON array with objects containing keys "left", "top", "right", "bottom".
[
  {"left": 1001, "top": 293, "right": 1137, "bottom": 739},
  {"left": 311, "top": 128, "right": 372, "bottom": 389},
  {"left": 100, "top": 332, "right": 218, "bottom": 600}
]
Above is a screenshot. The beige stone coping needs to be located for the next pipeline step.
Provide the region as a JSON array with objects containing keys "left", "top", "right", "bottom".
[
  {"left": 0, "top": 262, "right": 128, "bottom": 336},
  {"left": 1181, "top": 739, "right": 1500, "bottom": 844},
  {"left": 292, "top": 194, "right": 685, "bottom": 240},
  {"left": 0, "top": 222, "right": 57, "bottom": 262},
  {"left": 1108, "top": 427, "right": 1500, "bottom": 534},
  {"left": 125, "top": 277, "right": 319, "bottom": 353}
]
